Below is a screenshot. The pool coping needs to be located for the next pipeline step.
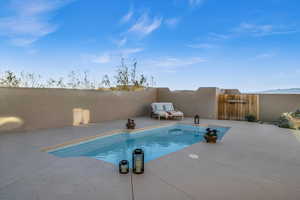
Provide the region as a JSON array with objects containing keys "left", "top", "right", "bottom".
[{"left": 41, "top": 122, "right": 230, "bottom": 152}]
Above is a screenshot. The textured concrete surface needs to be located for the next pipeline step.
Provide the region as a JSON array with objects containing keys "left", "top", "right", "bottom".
[{"left": 1, "top": 117, "right": 300, "bottom": 200}]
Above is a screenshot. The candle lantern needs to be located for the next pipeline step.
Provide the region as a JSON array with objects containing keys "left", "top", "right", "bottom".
[
  {"left": 194, "top": 115, "right": 200, "bottom": 124},
  {"left": 119, "top": 160, "right": 129, "bottom": 174},
  {"left": 132, "top": 148, "right": 144, "bottom": 174}
]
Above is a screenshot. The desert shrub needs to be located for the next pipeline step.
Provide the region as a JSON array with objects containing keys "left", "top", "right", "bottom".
[
  {"left": 291, "top": 109, "right": 300, "bottom": 118},
  {"left": 113, "top": 58, "right": 149, "bottom": 90},
  {"left": 245, "top": 114, "right": 256, "bottom": 122},
  {"left": 0, "top": 71, "right": 20, "bottom": 87},
  {"left": 278, "top": 114, "right": 291, "bottom": 128},
  {"left": 0, "top": 58, "right": 155, "bottom": 91}
]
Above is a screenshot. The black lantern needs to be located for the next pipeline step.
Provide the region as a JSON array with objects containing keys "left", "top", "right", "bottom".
[
  {"left": 194, "top": 115, "right": 200, "bottom": 124},
  {"left": 119, "top": 160, "right": 129, "bottom": 174},
  {"left": 132, "top": 149, "right": 144, "bottom": 174}
]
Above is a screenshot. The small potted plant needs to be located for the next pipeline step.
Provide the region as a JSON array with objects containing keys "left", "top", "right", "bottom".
[{"left": 204, "top": 128, "right": 218, "bottom": 144}]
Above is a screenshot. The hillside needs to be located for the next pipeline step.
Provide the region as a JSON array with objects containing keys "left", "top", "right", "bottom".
[{"left": 259, "top": 88, "right": 300, "bottom": 94}]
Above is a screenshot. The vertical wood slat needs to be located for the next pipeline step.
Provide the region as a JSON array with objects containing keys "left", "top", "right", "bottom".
[{"left": 218, "top": 94, "right": 259, "bottom": 121}]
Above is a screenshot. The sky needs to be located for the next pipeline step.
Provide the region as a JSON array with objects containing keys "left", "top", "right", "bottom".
[{"left": 0, "top": 0, "right": 300, "bottom": 92}]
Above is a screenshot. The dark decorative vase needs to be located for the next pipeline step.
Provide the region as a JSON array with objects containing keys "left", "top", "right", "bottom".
[
  {"left": 204, "top": 129, "right": 218, "bottom": 143},
  {"left": 126, "top": 119, "right": 136, "bottom": 129}
]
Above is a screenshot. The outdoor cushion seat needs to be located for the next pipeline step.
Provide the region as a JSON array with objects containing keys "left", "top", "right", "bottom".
[
  {"left": 151, "top": 103, "right": 169, "bottom": 119},
  {"left": 151, "top": 102, "right": 184, "bottom": 120},
  {"left": 168, "top": 110, "right": 184, "bottom": 117}
]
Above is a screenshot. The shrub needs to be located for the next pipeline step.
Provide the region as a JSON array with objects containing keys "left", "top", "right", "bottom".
[
  {"left": 0, "top": 71, "right": 20, "bottom": 87},
  {"left": 291, "top": 109, "right": 300, "bottom": 118},
  {"left": 245, "top": 114, "right": 256, "bottom": 122},
  {"left": 278, "top": 114, "right": 291, "bottom": 129},
  {"left": 0, "top": 58, "right": 155, "bottom": 91}
]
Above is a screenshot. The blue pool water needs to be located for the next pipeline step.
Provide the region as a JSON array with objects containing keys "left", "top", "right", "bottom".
[{"left": 49, "top": 124, "right": 229, "bottom": 167}]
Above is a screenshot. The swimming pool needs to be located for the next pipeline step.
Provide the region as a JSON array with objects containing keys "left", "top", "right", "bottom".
[{"left": 49, "top": 124, "right": 229, "bottom": 167}]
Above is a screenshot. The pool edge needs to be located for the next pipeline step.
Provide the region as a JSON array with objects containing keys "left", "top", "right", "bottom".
[
  {"left": 41, "top": 122, "right": 176, "bottom": 152},
  {"left": 41, "top": 122, "right": 230, "bottom": 152}
]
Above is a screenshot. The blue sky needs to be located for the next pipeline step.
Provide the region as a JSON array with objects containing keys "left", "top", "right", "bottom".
[{"left": 0, "top": 0, "right": 300, "bottom": 92}]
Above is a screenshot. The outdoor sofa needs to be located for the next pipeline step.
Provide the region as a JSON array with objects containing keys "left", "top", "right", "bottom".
[{"left": 151, "top": 102, "right": 184, "bottom": 120}]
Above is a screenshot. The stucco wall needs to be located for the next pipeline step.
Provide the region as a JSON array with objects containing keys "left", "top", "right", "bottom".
[
  {"left": 157, "top": 87, "right": 219, "bottom": 119},
  {"left": 2, "top": 86, "right": 300, "bottom": 132},
  {"left": 259, "top": 94, "right": 300, "bottom": 122},
  {"left": 0, "top": 87, "right": 157, "bottom": 132}
]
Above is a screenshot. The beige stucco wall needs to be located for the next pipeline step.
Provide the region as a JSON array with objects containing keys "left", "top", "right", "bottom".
[
  {"left": 2, "top": 86, "right": 300, "bottom": 132},
  {"left": 0, "top": 87, "right": 157, "bottom": 132},
  {"left": 259, "top": 94, "right": 300, "bottom": 122},
  {"left": 157, "top": 87, "right": 219, "bottom": 119}
]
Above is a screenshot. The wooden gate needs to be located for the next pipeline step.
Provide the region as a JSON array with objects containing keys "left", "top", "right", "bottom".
[{"left": 218, "top": 94, "right": 259, "bottom": 121}]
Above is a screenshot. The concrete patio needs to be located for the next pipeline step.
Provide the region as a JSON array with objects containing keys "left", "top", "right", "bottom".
[{"left": 1, "top": 117, "right": 300, "bottom": 200}]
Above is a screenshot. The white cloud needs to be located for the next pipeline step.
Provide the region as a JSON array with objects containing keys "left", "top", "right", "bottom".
[
  {"left": 0, "top": 16, "right": 57, "bottom": 37},
  {"left": 208, "top": 32, "right": 231, "bottom": 40},
  {"left": 207, "top": 23, "right": 298, "bottom": 42},
  {"left": 92, "top": 54, "right": 111, "bottom": 64},
  {"left": 146, "top": 57, "right": 206, "bottom": 68},
  {"left": 120, "top": 48, "right": 143, "bottom": 57},
  {"left": 165, "top": 17, "right": 180, "bottom": 28},
  {"left": 128, "top": 13, "right": 162, "bottom": 36},
  {"left": 27, "top": 48, "right": 38, "bottom": 55},
  {"left": 91, "top": 48, "right": 143, "bottom": 64},
  {"left": 187, "top": 43, "right": 216, "bottom": 49},
  {"left": 188, "top": 0, "right": 204, "bottom": 7},
  {"left": 0, "top": 0, "right": 71, "bottom": 46},
  {"left": 10, "top": 37, "right": 38, "bottom": 47},
  {"left": 120, "top": 8, "right": 133, "bottom": 23},
  {"left": 11, "top": 0, "right": 68, "bottom": 16},
  {"left": 254, "top": 53, "right": 276, "bottom": 60},
  {"left": 114, "top": 37, "right": 127, "bottom": 47},
  {"left": 234, "top": 23, "right": 298, "bottom": 37},
  {"left": 235, "top": 23, "right": 273, "bottom": 36}
]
